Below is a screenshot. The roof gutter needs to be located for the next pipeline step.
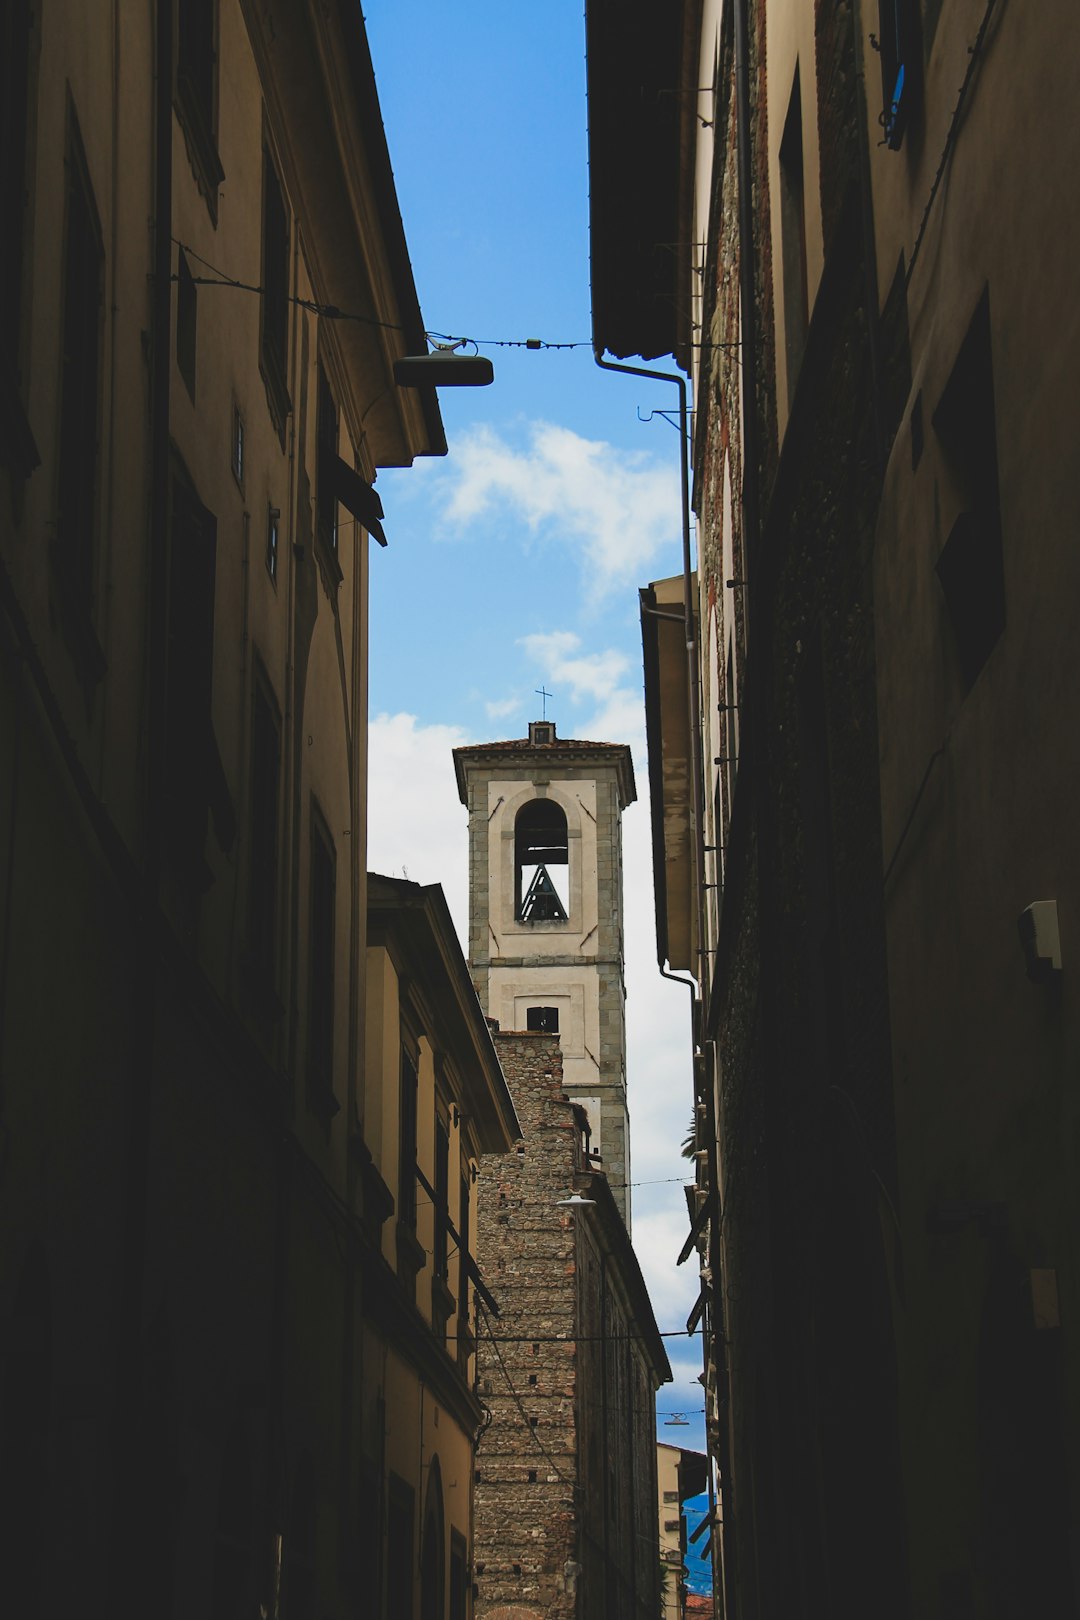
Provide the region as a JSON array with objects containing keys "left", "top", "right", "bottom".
[{"left": 593, "top": 351, "right": 707, "bottom": 996}]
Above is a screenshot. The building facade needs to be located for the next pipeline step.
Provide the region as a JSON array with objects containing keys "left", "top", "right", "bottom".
[
  {"left": 454, "top": 722, "right": 636, "bottom": 1225},
  {"left": 0, "top": 4, "right": 517, "bottom": 1617},
  {"left": 656, "top": 1443, "right": 709, "bottom": 1620},
  {"left": 364, "top": 876, "right": 520, "bottom": 1620},
  {"left": 588, "top": 0, "right": 1080, "bottom": 1616}
]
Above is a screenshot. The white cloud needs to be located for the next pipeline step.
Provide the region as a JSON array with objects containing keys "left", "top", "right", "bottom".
[
  {"left": 484, "top": 695, "right": 522, "bottom": 721},
  {"left": 518, "top": 630, "right": 631, "bottom": 709},
  {"left": 367, "top": 711, "right": 472, "bottom": 943},
  {"left": 439, "top": 421, "right": 679, "bottom": 594}
]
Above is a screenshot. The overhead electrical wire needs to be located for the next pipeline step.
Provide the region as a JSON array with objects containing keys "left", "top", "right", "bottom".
[{"left": 171, "top": 236, "right": 591, "bottom": 352}]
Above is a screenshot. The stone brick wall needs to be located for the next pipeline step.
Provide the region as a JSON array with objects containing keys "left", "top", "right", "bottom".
[{"left": 473, "top": 1032, "right": 582, "bottom": 1620}]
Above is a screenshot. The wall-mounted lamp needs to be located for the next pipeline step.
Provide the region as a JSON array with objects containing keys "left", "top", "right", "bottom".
[{"left": 394, "top": 341, "right": 494, "bottom": 389}]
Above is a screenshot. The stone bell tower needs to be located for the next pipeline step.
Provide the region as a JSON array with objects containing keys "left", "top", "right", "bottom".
[{"left": 453, "top": 719, "right": 636, "bottom": 1225}]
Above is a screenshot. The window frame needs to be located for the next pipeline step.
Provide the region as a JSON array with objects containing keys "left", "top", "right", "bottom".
[
  {"left": 306, "top": 800, "right": 338, "bottom": 1117},
  {"left": 54, "top": 95, "right": 106, "bottom": 677},
  {"left": 259, "top": 140, "right": 291, "bottom": 439}
]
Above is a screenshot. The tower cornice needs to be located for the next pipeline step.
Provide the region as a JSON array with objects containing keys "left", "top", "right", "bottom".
[{"left": 453, "top": 736, "right": 637, "bottom": 809}]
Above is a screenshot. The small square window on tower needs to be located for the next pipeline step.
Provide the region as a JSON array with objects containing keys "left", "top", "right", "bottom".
[{"left": 526, "top": 1006, "right": 559, "bottom": 1034}]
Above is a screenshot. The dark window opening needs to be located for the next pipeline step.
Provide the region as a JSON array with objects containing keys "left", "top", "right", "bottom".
[
  {"left": 449, "top": 1530, "right": 468, "bottom": 1620},
  {"left": 307, "top": 809, "right": 336, "bottom": 1111},
  {"left": 231, "top": 403, "right": 244, "bottom": 489},
  {"left": 0, "top": 0, "right": 32, "bottom": 362},
  {"left": 420, "top": 1462, "right": 445, "bottom": 1620},
  {"left": 778, "top": 65, "right": 808, "bottom": 406},
  {"left": 434, "top": 1113, "right": 450, "bottom": 1280},
  {"left": 399, "top": 1047, "right": 418, "bottom": 1232},
  {"left": 56, "top": 106, "right": 104, "bottom": 619},
  {"left": 387, "top": 1475, "right": 415, "bottom": 1620},
  {"left": 458, "top": 1168, "right": 472, "bottom": 1331},
  {"left": 260, "top": 147, "right": 290, "bottom": 433},
  {"left": 165, "top": 466, "right": 234, "bottom": 875},
  {"left": 176, "top": 248, "right": 197, "bottom": 399},
  {"left": 876, "top": 0, "right": 923, "bottom": 150},
  {"left": 176, "top": 0, "right": 223, "bottom": 209},
  {"left": 266, "top": 505, "right": 279, "bottom": 583},
  {"left": 932, "top": 288, "right": 1005, "bottom": 689},
  {"left": 248, "top": 672, "right": 280, "bottom": 987},
  {"left": 526, "top": 1006, "right": 559, "bottom": 1034},
  {"left": 515, "top": 799, "right": 569, "bottom": 921},
  {"left": 316, "top": 363, "right": 339, "bottom": 557}
]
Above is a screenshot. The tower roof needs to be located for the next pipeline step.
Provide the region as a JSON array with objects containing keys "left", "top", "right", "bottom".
[{"left": 453, "top": 724, "right": 637, "bottom": 808}]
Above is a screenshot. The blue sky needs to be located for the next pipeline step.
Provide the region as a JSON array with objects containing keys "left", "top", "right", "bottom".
[{"left": 364, "top": 1, "right": 709, "bottom": 1474}]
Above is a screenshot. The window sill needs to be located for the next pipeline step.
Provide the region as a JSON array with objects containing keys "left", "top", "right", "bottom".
[
  {"left": 396, "top": 1220, "right": 426, "bottom": 1286},
  {"left": 432, "top": 1274, "right": 455, "bottom": 1329}
]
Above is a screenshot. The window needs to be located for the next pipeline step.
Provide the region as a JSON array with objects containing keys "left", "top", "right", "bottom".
[
  {"left": 307, "top": 808, "right": 336, "bottom": 1112},
  {"left": 876, "top": 0, "right": 923, "bottom": 150},
  {"left": 778, "top": 65, "right": 808, "bottom": 407},
  {"left": 515, "top": 799, "right": 569, "bottom": 921},
  {"left": 458, "top": 1164, "right": 472, "bottom": 1332},
  {"left": 260, "top": 146, "right": 290, "bottom": 434},
  {"left": 526, "top": 1006, "right": 559, "bottom": 1034},
  {"left": 420, "top": 1462, "right": 445, "bottom": 1620},
  {"left": 449, "top": 1530, "right": 468, "bottom": 1620},
  {"left": 663, "top": 1490, "right": 680, "bottom": 1504},
  {"left": 56, "top": 103, "right": 104, "bottom": 621},
  {"left": 231, "top": 403, "right": 244, "bottom": 489},
  {"left": 398, "top": 1045, "right": 418, "bottom": 1231},
  {"left": 387, "top": 1476, "right": 415, "bottom": 1620},
  {"left": 165, "top": 466, "right": 233, "bottom": 874},
  {"left": 176, "top": 248, "right": 197, "bottom": 399},
  {"left": 316, "top": 362, "right": 339, "bottom": 556},
  {"left": 434, "top": 1111, "right": 450, "bottom": 1281},
  {"left": 176, "top": 0, "right": 224, "bottom": 214},
  {"left": 248, "top": 671, "right": 281, "bottom": 986},
  {"left": 0, "top": 0, "right": 39, "bottom": 473},
  {"left": 932, "top": 288, "right": 1005, "bottom": 689},
  {"left": 266, "top": 505, "right": 279, "bottom": 583}
]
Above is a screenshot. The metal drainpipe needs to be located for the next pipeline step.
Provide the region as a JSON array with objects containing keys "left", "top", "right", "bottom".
[
  {"left": 715, "top": 3, "right": 761, "bottom": 1613},
  {"left": 112, "top": 0, "right": 172, "bottom": 1608},
  {"left": 592, "top": 351, "right": 707, "bottom": 995}
]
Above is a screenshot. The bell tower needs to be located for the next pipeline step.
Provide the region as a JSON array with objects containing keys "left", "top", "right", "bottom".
[{"left": 453, "top": 719, "right": 636, "bottom": 1225}]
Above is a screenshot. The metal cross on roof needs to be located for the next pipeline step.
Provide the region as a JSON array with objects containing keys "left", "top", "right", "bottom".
[{"left": 535, "top": 685, "right": 552, "bottom": 719}]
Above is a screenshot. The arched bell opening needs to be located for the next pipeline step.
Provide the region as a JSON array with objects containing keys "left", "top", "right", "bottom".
[{"left": 515, "top": 799, "right": 569, "bottom": 922}]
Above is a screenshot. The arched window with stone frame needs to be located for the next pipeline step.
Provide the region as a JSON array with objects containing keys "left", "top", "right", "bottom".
[{"left": 514, "top": 798, "right": 569, "bottom": 922}]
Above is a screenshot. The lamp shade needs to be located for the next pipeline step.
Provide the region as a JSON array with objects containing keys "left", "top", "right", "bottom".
[{"left": 394, "top": 351, "right": 495, "bottom": 388}]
